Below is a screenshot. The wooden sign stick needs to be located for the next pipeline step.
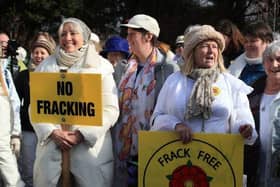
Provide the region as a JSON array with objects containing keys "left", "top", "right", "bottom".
[
  {"left": 61, "top": 123, "right": 71, "bottom": 187},
  {"left": 60, "top": 68, "right": 71, "bottom": 187}
]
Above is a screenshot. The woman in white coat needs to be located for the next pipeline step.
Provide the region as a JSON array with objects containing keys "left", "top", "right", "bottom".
[
  {"left": 258, "top": 40, "right": 280, "bottom": 187},
  {"left": 150, "top": 25, "right": 257, "bottom": 148},
  {"left": 32, "top": 18, "right": 119, "bottom": 187},
  {"left": 150, "top": 25, "right": 258, "bottom": 187}
]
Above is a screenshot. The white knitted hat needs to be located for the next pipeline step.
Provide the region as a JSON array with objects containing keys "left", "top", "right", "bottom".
[
  {"left": 184, "top": 25, "right": 225, "bottom": 58},
  {"left": 121, "top": 14, "right": 160, "bottom": 37}
]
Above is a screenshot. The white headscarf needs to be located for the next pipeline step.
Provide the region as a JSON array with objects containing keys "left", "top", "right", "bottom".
[{"left": 55, "top": 18, "right": 98, "bottom": 68}]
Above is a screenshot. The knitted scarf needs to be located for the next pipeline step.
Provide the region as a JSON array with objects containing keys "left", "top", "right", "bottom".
[
  {"left": 185, "top": 67, "right": 220, "bottom": 120},
  {"left": 55, "top": 44, "right": 88, "bottom": 68}
]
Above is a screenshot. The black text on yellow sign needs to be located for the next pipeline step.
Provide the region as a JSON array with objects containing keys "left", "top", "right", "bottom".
[
  {"left": 30, "top": 72, "right": 102, "bottom": 126},
  {"left": 139, "top": 132, "right": 244, "bottom": 187}
]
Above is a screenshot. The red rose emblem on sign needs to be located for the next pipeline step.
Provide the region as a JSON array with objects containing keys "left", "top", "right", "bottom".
[{"left": 167, "top": 160, "right": 213, "bottom": 187}]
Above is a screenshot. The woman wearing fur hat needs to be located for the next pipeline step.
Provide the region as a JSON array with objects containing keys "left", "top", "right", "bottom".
[
  {"left": 14, "top": 35, "right": 56, "bottom": 187},
  {"left": 150, "top": 25, "right": 258, "bottom": 186},
  {"left": 30, "top": 18, "right": 119, "bottom": 187}
]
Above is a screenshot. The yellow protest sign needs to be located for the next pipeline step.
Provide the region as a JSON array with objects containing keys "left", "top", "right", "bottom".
[
  {"left": 139, "top": 131, "right": 243, "bottom": 187},
  {"left": 30, "top": 72, "right": 102, "bottom": 126}
]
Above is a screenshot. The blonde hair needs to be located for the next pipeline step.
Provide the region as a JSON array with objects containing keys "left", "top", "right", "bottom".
[{"left": 180, "top": 46, "right": 226, "bottom": 75}]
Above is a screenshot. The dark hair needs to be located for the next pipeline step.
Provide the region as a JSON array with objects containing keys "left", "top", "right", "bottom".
[
  {"left": 243, "top": 22, "right": 273, "bottom": 43},
  {"left": 129, "top": 28, "right": 158, "bottom": 46},
  {"left": 215, "top": 19, "right": 244, "bottom": 54}
]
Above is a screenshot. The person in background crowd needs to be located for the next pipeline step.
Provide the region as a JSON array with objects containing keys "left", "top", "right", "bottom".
[
  {"left": 158, "top": 41, "right": 175, "bottom": 62},
  {"left": 149, "top": 25, "right": 258, "bottom": 187},
  {"left": 15, "top": 34, "right": 56, "bottom": 187},
  {"left": 215, "top": 19, "right": 245, "bottom": 68},
  {"left": 28, "top": 31, "right": 56, "bottom": 70},
  {"left": 31, "top": 18, "right": 119, "bottom": 187},
  {"left": 0, "top": 38, "right": 24, "bottom": 186},
  {"left": 112, "top": 14, "right": 179, "bottom": 187},
  {"left": 90, "top": 32, "right": 102, "bottom": 53},
  {"left": 0, "top": 31, "right": 27, "bottom": 79},
  {"left": 273, "top": 32, "right": 280, "bottom": 41},
  {"left": 173, "top": 35, "right": 184, "bottom": 62},
  {"left": 228, "top": 22, "right": 273, "bottom": 85},
  {"left": 100, "top": 35, "right": 130, "bottom": 85},
  {"left": 258, "top": 40, "right": 280, "bottom": 187},
  {"left": 228, "top": 21, "right": 273, "bottom": 187}
]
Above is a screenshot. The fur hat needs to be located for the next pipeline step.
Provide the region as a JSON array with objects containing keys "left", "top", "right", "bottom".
[
  {"left": 184, "top": 25, "right": 225, "bottom": 58},
  {"left": 31, "top": 39, "right": 55, "bottom": 55},
  {"left": 121, "top": 14, "right": 160, "bottom": 37}
]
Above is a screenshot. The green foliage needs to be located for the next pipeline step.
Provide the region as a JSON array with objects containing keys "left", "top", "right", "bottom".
[{"left": 0, "top": 0, "right": 277, "bottom": 49}]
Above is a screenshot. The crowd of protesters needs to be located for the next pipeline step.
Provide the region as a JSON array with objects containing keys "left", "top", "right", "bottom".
[{"left": 0, "top": 13, "right": 280, "bottom": 187}]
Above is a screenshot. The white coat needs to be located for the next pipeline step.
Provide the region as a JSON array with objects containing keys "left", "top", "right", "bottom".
[
  {"left": 31, "top": 54, "right": 119, "bottom": 187},
  {"left": 228, "top": 53, "right": 247, "bottom": 78},
  {"left": 0, "top": 63, "right": 24, "bottom": 187},
  {"left": 150, "top": 71, "right": 258, "bottom": 145}
]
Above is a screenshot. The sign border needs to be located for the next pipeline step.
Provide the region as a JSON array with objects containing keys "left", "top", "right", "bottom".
[{"left": 142, "top": 138, "right": 237, "bottom": 187}]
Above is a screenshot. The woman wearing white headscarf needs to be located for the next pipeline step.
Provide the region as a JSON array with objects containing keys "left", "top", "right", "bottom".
[{"left": 32, "top": 18, "right": 119, "bottom": 187}]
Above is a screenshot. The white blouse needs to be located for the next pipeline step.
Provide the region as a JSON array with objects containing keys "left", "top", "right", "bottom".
[
  {"left": 150, "top": 71, "right": 258, "bottom": 145},
  {"left": 258, "top": 93, "right": 278, "bottom": 184}
]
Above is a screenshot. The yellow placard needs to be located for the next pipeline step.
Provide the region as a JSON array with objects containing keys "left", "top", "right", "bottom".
[
  {"left": 30, "top": 72, "right": 102, "bottom": 126},
  {"left": 139, "top": 131, "right": 243, "bottom": 187}
]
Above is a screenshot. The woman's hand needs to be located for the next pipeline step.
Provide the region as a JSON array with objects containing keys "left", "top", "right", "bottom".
[
  {"left": 50, "top": 129, "right": 73, "bottom": 151},
  {"left": 65, "top": 130, "right": 84, "bottom": 145},
  {"left": 239, "top": 124, "right": 253, "bottom": 139},
  {"left": 175, "top": 123, "right": 193, "bottom": 144}
]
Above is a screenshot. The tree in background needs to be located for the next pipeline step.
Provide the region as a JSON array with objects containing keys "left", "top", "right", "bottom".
[{"left": 0, "top": 0, "right": 278, "bottom": 50}]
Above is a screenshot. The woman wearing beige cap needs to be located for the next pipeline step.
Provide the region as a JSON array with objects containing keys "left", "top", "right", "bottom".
[
  {"left": 15, "top": 34, "right": 56, "bottom": 187},
  {"left": 112, "top": 14, "right": 179, "bottom": 186},
  {"left": 150, "top": 25, "right": 258, "bottom": 186}
]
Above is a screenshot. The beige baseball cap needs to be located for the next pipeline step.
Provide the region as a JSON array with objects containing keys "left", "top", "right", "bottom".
[
  {"left": 121, "top": 14, "right": 160, "bottom": 37},
  {"left": 175, "top": 35, "right": 184, "bottom": 45}
]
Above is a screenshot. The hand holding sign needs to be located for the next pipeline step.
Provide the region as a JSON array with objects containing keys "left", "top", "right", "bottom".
[
  {"left": 175, "top": 123, "right": 193, "bottom": 144},
  {"left": 238, "top": 124, "right": 253, "bottom": 139},
  {"left": 50, "top": 129, "right": 84, "bottom": 151}
]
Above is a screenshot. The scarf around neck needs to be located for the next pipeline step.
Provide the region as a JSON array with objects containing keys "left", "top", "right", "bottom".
[
  {"left": 56, "top": 44, "right": 88, "bottom": 68},
  {"left": 116, "top": 48, "right": 158, "bottom": 161},
  {"left": 185, "top": 67, "right": 220, "bottom": 120}
]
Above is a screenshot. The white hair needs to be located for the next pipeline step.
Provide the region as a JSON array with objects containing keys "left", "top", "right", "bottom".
[{"left": 263, "top": 40, "right": 280, "bottom": 60}]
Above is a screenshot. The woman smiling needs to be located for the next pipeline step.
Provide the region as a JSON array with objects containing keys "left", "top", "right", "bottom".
[{"left": 32, "top": 18, "right": 119, "bottom": 187}]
